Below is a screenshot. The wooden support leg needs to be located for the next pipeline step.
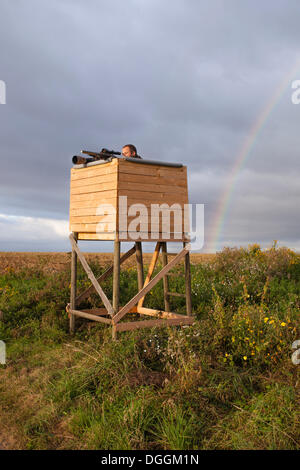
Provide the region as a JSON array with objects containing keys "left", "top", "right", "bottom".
[
  {"left": 135, "top": 242, "right": 144, "bottom": 291},
  {"left": 184, "top": 241, "right": 192, "bottom": 316},
  {"left": 70, "top": 232, "right": 78, "bottom": 334},
  {"left": 161, "top": 242, "right": 170, "bottom": 312},
  {"left": 138, "top": 242, "right": 161, "bottom": 308},
  {"left": 112, "top": 240, "right": 120, "bottom": 340},
  {"left": 69, "top": 234, "right": 114, "bottom": 315},
  {"left": 112, "top": 324, "right": 117, "bottom": 341}
]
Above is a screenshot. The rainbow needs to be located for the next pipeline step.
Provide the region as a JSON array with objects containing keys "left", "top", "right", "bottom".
[{"left": 210, "top": 59, "right": 300, "bottom": 252}]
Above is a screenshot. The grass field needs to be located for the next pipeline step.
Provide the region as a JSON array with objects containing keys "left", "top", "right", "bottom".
[{"left": 0, "top": 244, "right": 299, "bottom": 450}]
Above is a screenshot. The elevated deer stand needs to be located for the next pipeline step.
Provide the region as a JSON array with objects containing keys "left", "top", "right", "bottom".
[{"left": 66, "top": 157, "right": 194, "bottom": 339}]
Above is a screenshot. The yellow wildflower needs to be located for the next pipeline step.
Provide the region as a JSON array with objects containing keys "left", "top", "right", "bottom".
[{"left": 280, "top": 322, "right": 286, "bottom": 327}]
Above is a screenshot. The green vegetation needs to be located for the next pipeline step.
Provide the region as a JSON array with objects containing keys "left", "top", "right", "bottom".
[{"left": 0, "top": 243, "right": 299, "bottom": 449}]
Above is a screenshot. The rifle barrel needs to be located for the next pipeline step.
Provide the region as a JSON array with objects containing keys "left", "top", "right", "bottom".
[
  {"left": 81, "top": 150, "right": 121, "bottom": 157},
  {"left": 81, "top": 150, "right": 104, "bottom": 158},
  {"left": 72, "top": 149, "right": 121, "bottom": 165}
]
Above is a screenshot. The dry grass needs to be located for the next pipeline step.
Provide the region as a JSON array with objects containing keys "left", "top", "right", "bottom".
[
  {"left": 0, "top": 247, "right": 299, "bottom": 450},
  {"left": 0, "top": 252, "right": 215, "bottom": 275}
]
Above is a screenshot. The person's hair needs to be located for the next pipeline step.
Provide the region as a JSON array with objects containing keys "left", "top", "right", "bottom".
[{"left": 122, "top": 144, "right": 137, "bottom": 155}]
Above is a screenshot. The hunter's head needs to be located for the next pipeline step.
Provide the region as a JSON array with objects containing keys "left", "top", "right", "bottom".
[{"left": 122, "top": 144, "right": 137, "bottom": 158}]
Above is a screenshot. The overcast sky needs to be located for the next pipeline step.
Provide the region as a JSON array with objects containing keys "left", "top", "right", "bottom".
[{"left": 1, "top": 0, "right": 300, "bottom": 252}]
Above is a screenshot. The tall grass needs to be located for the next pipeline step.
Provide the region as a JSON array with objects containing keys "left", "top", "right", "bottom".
[{"left": 0, "top": 244, "right": 299, "bottom": 449}]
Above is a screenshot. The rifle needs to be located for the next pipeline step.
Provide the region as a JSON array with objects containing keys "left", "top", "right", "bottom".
[{"left": 72, "top": 148, "right": 121, "bottom": 165}]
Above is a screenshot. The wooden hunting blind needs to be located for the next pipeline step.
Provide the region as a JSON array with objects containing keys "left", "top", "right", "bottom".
[{"left": 67, "top": 157, "right": 194, "bottom": 339}]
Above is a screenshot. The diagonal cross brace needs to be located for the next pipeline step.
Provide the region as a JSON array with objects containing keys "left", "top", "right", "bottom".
[
  {"left": 75, "top": 245, "right": 136, "bottom": 305},
  {"left": 69, "top": 233, "right": 114, "bottom": 316},
  {"left": 113, "top": 246, "right": 189, "bottom": 324},
  {"left": 138, "top": 241, "right": 161, "bottom": 308}
]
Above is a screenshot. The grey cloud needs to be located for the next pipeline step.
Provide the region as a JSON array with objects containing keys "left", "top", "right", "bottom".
[{"left": 0, "top": 0, "right": 300, "bottom": 251}]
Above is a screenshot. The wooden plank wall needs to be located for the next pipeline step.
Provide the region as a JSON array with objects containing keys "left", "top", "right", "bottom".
[
  {"left": 69, "top": 159, "right": 190, "bottom": 241},
  {"left": 117, "top": 160, "right": 189, "bottom": 241},
  {"left": 69, "top": 159, "right": 118, "bottom": 240}
]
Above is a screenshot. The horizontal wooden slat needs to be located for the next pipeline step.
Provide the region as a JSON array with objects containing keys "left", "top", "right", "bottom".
[
  {"left": 120, "top": 223, "right": 189, "bottom": 235},
  {"left": 118, "top": 181, "right": 187, "bottom": 195},
  {"left": 118, "top": 235, "right": 190, "bottom": 242},
  {"left": 71, "top": 159, "right": 118, "bottom": 180},
  {"left": 68, "top": 308, "right": 112, "bottom": 325},
  {"left": 71, "top": 188, "right": 188, "bottom": 201},
  {"left": 71, "top": 173, "right": 118, "bottom": 188},
  {"left": 70, "top": 190, "right": 117, "bottom": 203},
  {"left": 71, "top": 171, "right": 186, "bottom": 189},
  {"left": 70, "top": 224, "right": 116, "bottom": 233},
  {"left": 119, "top": 199, "right": 189, "bottom": 210},
  {"left": 81, "top": 308, "right": 110, "bottom": 316},
  {"left": 70, "top": 222, "right": 187, "bottom": 233},
  {"left": 70, "top": 197, "right": 187, "bottom": 210},
  {"left": 70, "top": 209, "right": 188, "bottom": 220},
  {"left": 75, "top": 229, "right": 189, "bottom": 235},
  {"left": 77, "top": 232, "right": 116, "bottom": 240},
  {"left": 71, "top": 160, "right": 186, "bottom": 179},
  {"left": 117, "top": 172, "right": 187, "bottom": 187},
  {"left": 136, "top": 307, "right": 190, "bottom": 319},
  {"left": 118, "top": 190, "right": 188, "bottom": 204},
  {"left": 76, "top": 233, "right": 189, "bottom": 241},
  {"left": 70, "top": 215, "right": 117, "bottom": 224},
  {"left": 71, "top": 181, "right": 117, "bottom": 195},
  {"left": 70, "top": 197, "right": 117, "bottom": 210},
  {"left": 70, "top": 205, "right": 187, "bottom": 216},
  {"left": 70, "top": 197, "right": 188, "bottom": 210},
  {"left": 159, "top": 167, "right": 186, "bottom": 178},
  {"left": 71, "top": 213, "right": 189, "bottom": 223},
  {"left": 118, "top": 160, "right": 186, "bottom": 177},
  {"left": 118, "top": 164, "right": 161, "bottom": 177},
  {"left": 70, "top": 207, "right": 116, "bottom": 216},
  {"left": 119, "top": 165, "right": 186, "bottom": 181}
]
